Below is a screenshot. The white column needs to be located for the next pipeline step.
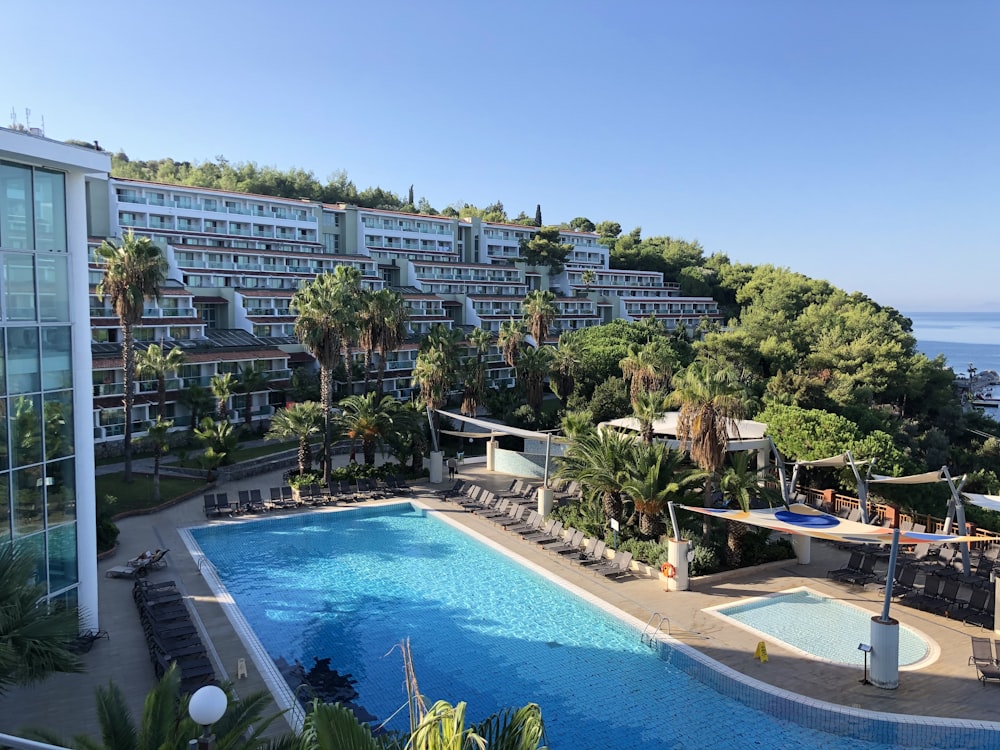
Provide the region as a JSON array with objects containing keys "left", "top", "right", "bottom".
[
  {"left": 870, "top": 616, "right": 899, "bottom": 689},
  {"left": 429, "top": 451, "right": 444, "bottom": 484},
  {"left": 486, "top": 439, "right": 496, "bottom": 471},
  {"left": 993, "top": 573, "right": 1000, "bottom": 637},
  {"left": 537, "top": 488, "right": 553, "bottom": 517},
  {"left": 67, "top": 171, "right": 99, "bottom": 632},
  {"left": 791, "top": 535, "right": 811, "bottom": 564},
  {"left": 666, "top": 538, "right": 690, "bottom": 592}
]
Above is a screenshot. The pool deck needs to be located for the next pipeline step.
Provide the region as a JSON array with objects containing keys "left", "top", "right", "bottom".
[{"left": 4, "top": 460, "right": 1000, "bottom": 739}]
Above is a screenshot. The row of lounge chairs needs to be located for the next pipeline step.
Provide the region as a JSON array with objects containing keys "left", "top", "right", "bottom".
[
  {"left": 202, "top": 476, "right": 416, "bottom": 518},
  {"left": 444, "top": 480, "right": 633, "bottom": 580},
  {"left": 133, "top": 578, "right": 216, "bottom": 693},
  {"left": 969, "top": 636, "right": 1000, "bottom": 684}
]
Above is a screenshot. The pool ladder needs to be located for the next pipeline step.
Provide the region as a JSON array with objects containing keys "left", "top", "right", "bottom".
[{"left": 640, "top": 612, "right": 671, "bottom": 646}]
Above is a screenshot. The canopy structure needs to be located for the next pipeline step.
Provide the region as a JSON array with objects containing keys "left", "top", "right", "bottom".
[
  {"left": 679, "top": 503, "right": 987, "bottom": 546},
  {"left": 782, "top": 451, "right": 873, "bottom": 521},
  {"left": 963, "top": 493, "right": 1000, "bottom": 514},
  {"left": 869, "top": 470, "right": 946, "bottom": 485},
  {"left": 601, "top": 412, "right": 770, "bottom": 452},
  {"left": 439, "top": 429, "right": 506, "bottom": 439}
]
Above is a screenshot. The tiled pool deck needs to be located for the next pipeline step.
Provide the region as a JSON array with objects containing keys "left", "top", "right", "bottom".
[{"left": 4, "top": 460, "right": 1000, "bottom": 744}]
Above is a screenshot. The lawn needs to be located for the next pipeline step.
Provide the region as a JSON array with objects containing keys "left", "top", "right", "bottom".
[{"left": 96, "top": 473, "right": 208, "bottom": 515}]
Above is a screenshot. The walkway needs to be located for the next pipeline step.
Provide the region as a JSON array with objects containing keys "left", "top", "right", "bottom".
[{"left": 2, "top": 460, "right": 998, "bottom": 740}]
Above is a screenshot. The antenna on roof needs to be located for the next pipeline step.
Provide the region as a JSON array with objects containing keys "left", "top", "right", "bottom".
[
  {"left": 9, "top": 107, "right": 15, "bottom": 127},
  {"left": 24, "top": 108, "right": 30, "bottom": 130}
]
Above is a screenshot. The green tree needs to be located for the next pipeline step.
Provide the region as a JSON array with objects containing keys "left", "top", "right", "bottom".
[
  {"left": 358, "top": 289, "right": 409, "bottom": 395},
  {"left": 518, "top": 345, "right": 554, "bottom": 412},
  {"left": 293, "top": 272, "right": 348, "bottom": 484},
  {"left": 135, "top": 344, "right": 186, "bottom": 420},
  {"left": 587, "top": 376, "right": 631, "bottom": 424},
  {"left": 557, "top": 428, "right": 637, "bottom": 524},
  {"left": 194, "top": 418, "right": 237, "bottom": 467},
  {"left": 266, "top": 401, "right": 323, "bottom": 476},
  {"left": 328, "top": 266, "right": 364, "bottom": 398},
  {"left": 236, "top": 363, "right": 271, "bottom": 432},
  {"left": 0, "top": 545, "right": 83, "bottom": 695},
  {"left": 670, "top": 357, "right": 748, "bottom": 542},
  {"left": 619, "top": 341, "right": 675, "bottom": 406},
  {"left": 25, "top": 664, "right": 286, "bottom": 750},
  {"left": 497, "top": 318, "right": 526, "bottom": 371},
  {"left": 461, "top": 328, "right": 493, "bottom": 418},
  {"left": 412, "top": 325, "right": 462, "bottom": 434},
  {"left": 210, "top": 372, "right": 237, "bottom": 422},
  {"left": 622, "top": 441, "right": 699, "bottom": 536},
  {"left": 718, "top": 451, "right": 780, "bottom": 567},
  {"left": 145, "top": 417, "right": 173, "bottom": 504},
  {"left": 518, "top": 227, "right": 572, "bottom": 274},
  {"left": 95, "top": 230, "right": 168, "bottom": 481},
  {"left": 549, "top": 335, "right": 581, "bottom": 408},
  {"left": 580, "top": 269, "right": 595, "bottom": 295},
  {"left": 534, "top": 203, "right": 542, "bottom": 227},
  {"left": 632, "top": 390, "right": 672, "bottom": 444},
  {"left": 521, "top": 290, "right": 558, "bottom": 346},
  {"left": 337, "top": 392, "right": 413, "bottom": 465},
  {"left": 569, "top": 217, "right": 596, "bottom": 232}
]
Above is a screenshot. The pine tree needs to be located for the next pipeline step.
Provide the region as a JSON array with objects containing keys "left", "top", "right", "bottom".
[{"left": 534, "top": 203, "right": 542, "bottom": 226}]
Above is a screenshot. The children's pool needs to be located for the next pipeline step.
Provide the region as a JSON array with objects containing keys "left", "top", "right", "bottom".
[
  {"left": 185, "top": 503, "right": 990, "bottom": 749},
  {"left": 708, "top": 587, "right": 936, "bottom": 669}
]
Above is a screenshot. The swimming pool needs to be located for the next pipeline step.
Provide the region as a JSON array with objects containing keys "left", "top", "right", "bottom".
[
  {"left": 708, "top": 588, "right": 937, "bottom": 669},
  {"left": 184, "top": 503, "right": 997, "bottom": 749}
]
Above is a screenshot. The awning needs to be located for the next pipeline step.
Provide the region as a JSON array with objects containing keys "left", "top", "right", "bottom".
[
  {"left": 963, "top": 493, "right": 1000, "bottom": 513},
  {"left": 794, "top": 453, "right": 855, "bottom": 468},
  {"left": 869, "top": 470, "right": 946, "bottom": 485},
  {"left": 679, "top": 503, "right": 987, "bottom": 545},
  {"left": 440, "top": 429, "right": 505, "bottom": 439}
]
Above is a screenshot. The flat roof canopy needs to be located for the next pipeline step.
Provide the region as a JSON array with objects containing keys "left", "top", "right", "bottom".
[{"left": 601, "top": 412, "right": 770, "bottom": 451}]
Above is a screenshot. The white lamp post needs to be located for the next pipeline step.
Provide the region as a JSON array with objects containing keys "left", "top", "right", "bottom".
[{"left": 188, "top": 684, "right": 228, "bottom": 750}]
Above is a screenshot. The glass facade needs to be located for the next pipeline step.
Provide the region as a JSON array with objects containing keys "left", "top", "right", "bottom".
[{"left": 0, "top": 159, "right": 77, "bottom": 600}]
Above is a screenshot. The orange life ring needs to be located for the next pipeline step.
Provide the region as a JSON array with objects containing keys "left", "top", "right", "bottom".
[{"left": 661, "top": 562, "right": 676, "bottom": 578}]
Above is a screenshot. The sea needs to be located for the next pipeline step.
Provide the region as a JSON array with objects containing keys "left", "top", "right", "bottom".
[{"left": 907, "top": 311, "right": 1000, "bottom": 376}]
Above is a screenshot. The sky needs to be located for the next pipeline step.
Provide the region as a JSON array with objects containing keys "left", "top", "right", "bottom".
[{"left": 5, "top": 1, "right": 998, "bottom": 312}]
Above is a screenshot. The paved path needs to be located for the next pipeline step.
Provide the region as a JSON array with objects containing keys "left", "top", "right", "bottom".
[{"left": 3, "top": 459, "right": 1000, "bottom": 740}]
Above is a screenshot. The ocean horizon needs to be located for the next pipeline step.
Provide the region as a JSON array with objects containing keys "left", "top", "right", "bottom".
[{"left": 906, "top": 311, "right": 1000, "bottom": 375}]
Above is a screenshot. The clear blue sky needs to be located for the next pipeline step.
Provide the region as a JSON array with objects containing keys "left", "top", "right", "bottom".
[{"left": 6, "top": 1, "right": 997, "bottom": 312}]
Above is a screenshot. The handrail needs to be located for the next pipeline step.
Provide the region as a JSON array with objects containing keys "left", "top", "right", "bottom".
[
  {"left": 0, "top": 733, "right": 72, "bottom": 750},
  {"left": 640, "top": 612, "right": 671, "bottom": 645}
]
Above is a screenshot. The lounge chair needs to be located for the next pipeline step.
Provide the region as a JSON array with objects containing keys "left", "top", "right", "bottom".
[
  {"left": 214, "top": 493, "right": 233, "bottom": 515},
  {"left": 506, "top": 510, "right": 541, "bottom": 535},
  {"left": 544, "top": 529, "right": 584, "bottom": 555},
  {"left": 965, "top": 590, "right": 995, "bottom": 629},
  {"left": 577, "top": 540, "right": 608, "bottom": 566},
  {"left": 841, "top": 554, "right": 878, "bottom": 586},
  {"left": 68, "top": 629, "right": 110, "bottom": 654},
  {"left": 592, "top": 550, "right": 633, "bottom": 579},
  {"left": 393, "top": 475, "right": 413, "bottom": 493},
  {"left": 495, "top": 505, "right": 528, "bottom": 528},
  {"left": 923, "top": 578, "right": 962, "bottom": 615},
  {"left": 900, "top": 574, "right": 944, "bottom": 610},
  {"left": 248, "top": 488, "right": 265, "bottom": 512},
  {"left": 527, "top": 520, "right": 564, "bottom": 545},
  {"left": 969, "top": 636, "right": 995, "bottom": 667},
  {"left": 520, "top": 518, "right": 557, "bottom": 542},
  {"left": 202, "top": 494, "right": 218, "bottom": 517},
  {"left": 563, "top": 538, "right": 598, "bottom": 562},
  {"left": 827, "top": 551, "right": 865, "bottom": 582}
]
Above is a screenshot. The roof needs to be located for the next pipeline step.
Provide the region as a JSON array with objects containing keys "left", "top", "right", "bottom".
[
  {"left": 602, "top": 412, "right": 768, "bottom": 442},
  {"left": 112, "top": 177, "right": 321, "bottom": 207}
]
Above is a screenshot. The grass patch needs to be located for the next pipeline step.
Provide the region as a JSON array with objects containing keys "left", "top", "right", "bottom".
[{"left": 96, "top": 473, "right": 207, "bottom": 515}]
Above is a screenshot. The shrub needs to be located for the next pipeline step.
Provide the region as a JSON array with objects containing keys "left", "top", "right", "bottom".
[
  {"left": 689, "top": 542, "right": 722, "bottom": 576},
  {"left": 96, "top": 494, "right": 120, "bottom": 553},
  {"left": 618, "top": 538, "right": 672, "bottom": 568}
]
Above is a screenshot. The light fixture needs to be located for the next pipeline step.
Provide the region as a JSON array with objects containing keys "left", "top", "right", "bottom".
[{"left": 188, "top": 684, "right": 228, "bottom": 750}]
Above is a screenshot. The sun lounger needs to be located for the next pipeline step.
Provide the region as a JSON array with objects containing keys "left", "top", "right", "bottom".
[
  {"left": 202, "top": 494, "right": 218, "bottom": 517},
  {"left": 577, "top": 540, "right": 608, "bottom": 566},
  {"left": 592, "top": 550, "right": 633, "bottom": 579},
  {"left": 214, "top": 492, "right": 233, "bottom": 515},
  {"left": 526, "top": 520, "right": 564, "bottom": 545},
  {"left": 506, "top": 510, "right": 540, "bottom": 535},
  {"left": 546, "top": 530, "right": 586, "bottom": 555},
  {"left": 841, "top": 554, "right": 878, "bottom": 586},
  {"left": 68, "top": 629, "right": 110, "bottom": 654},
  {"left": 969, "top": 636, "right": 995, "bottom": 667},
  {"left": 495, "top": 505, "right": 528, "bottom": 528},
  {"left": 563, "top": 538, "right": 598, "bottom": 562},
  {"left": 520, "top": 518, "right": 557, "bottom": 542},
  {"left": 827, "top": 551, "right": 865, "bottom": 582}
]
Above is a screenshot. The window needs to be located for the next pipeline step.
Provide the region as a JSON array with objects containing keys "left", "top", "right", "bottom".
[
  {"left": 32, "top": 169, "right": 66, "bottom": 251},
  {"left": 0, "top": 162, "right": 33, "bottom": 249},
  {"left": 3, "top": 253, "right": 36, "bottom": 321},
  {"left": 7, "top": 327, "right": 39, "bottom": 393}
]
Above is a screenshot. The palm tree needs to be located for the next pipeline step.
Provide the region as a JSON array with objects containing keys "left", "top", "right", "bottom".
[
  {"left": 581, "top": 268, "right": 596, "bottom": 294},
  {"left": 178, "top": 383, "right": 213, "bottom": 433},
  {"left": 560, "top": 409, "right": 595, "bottom": 440},
  {"left": 521, "top": 289, "right": 558, "bottom": 346},
  {"left": 135, "top": 343, "right": 187, "bottom": 420},
  {"left": 497, "top": 318, "right": 526, "bottom": 371},
  {"left": 146, "top": 417, "right": 173, "bottom": 504},
  {"left": 412, "top": 346, "right": 453, "bottom": 437},
  {"left": 0, "top": 545, "right": 83, "bottom": 695},
  {"left": 557, "top": 428, "right": 637, "bottom": 524},
  {"left": 210, "top": 372, "right": 237, "bottom": 422},
  {"left": 25, "top": 664, "right": 286, "bottom": 750},
  {"left": 461, "top": 327, "right": 493, "bottom": 418},
  {"left": 619, "top": 340, "right": 674, "bottom": 406},
  {"left": 266, "top": 401, "right": 323, "bottom": 476},
  {"left": 518, "top": 345, "right": 553, "bottom": 411},
  {"left": 549, "top": 335, "right": 581, "bottom": 408},
  {"left": 622, "top": 441, "right": 700, "bottom": 537},
  {"left": 94, "top": 229, "right": 168, "bottom": 481},
  {"left": 358, "top": 288, "right": 409, "bottom": 395},
  {"left": 337, "top": 392, "right": 410, "bottom": 465},
  {"left": 670, "top": 357, "right": 747, "bottom": 542},
  {"left": 632, "top": 390, "right": 671, "bottom": 444},
  {"left": 719, "top": 451, "right": 780, "bottom": 567},
  {"left": 329, "top": 265, "right": 364, "bottom": 397},
  {"left": 293, "top": 273, "right": 343, "bottom": 484},
  {"left": 236, "top": 362, "right": 271, "bottom": 432}
]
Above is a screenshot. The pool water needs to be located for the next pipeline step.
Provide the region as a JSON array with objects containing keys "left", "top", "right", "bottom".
[
  {"left": 189, "top": 504, "right": 969, "bottom": 749},
  {"left": 711, "top": 588, "right": 932, "bottom": 667}
]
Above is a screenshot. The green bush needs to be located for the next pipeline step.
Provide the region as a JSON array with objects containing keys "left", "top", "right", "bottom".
[
  {"left": 689, "top": 542, "right": 722, "bottom": 576},
  {"left": 618, "top": 538, "right": 672, "bottom": 567},
  {"left": 96, "top": 494, "right": 120, "bottom": 553}
]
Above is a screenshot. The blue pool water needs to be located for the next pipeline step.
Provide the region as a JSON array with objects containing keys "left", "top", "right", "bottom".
[
  {"left": 713, "top": 589, "right": 930, "bottom": 667},
  {"left": 189, "top": 504, "right": 985, "bottom": 749}
]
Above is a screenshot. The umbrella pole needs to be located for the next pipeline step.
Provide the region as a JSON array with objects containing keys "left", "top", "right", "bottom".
[{"left": 880, "top": 528, "right": 901, "bottom": 622}]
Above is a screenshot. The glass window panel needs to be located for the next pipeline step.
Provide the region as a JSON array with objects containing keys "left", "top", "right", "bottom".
[
  {"left": 41, "top": 327, "right": 72, "bottom": 390},
  {"left": 0, "top": 162, "right": 34, "bottom": 249},
  {"left": 47, "top": 522, "right": 77, "bottom": 591},
  {"left": 4, "top": 254, "right": 37, "bottom": 321},
  {"left": 45, "top": 458, "right": 75, "bottom": 527},
  {"left": 37, "top": 255, "right": 69, "bottom": 321},
  {"left": 11, "top": 394, "right": 41, "bottom": 467},
  {"left": 6, "top": 326, "right": 39, "bottom": 393},
  {"left": 33, "top": 169, "right": 66, "bottom": 252},
  {"left": 0, "top": 472, "right": 10, "bottom": 544},
  {"left": 44, "top": 391, "right": 73, "bottom": 460},
  {"left": 0, "top": 398, "right": 7, "bottom": 471},
  {"left": 11, "top": 465, "right": 43, "bottom": 537},
  {"left": 0, "top": 329, "right": 5, "bottom": 394},
  {"left": 13, "top": 531, "right": 45, "bottom": 588}
]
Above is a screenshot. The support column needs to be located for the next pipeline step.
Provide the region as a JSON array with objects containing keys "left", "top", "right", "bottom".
[
  {"left": 537, "top": 488, "right": 553, "bottom": 517},
  {"left": 791, "top": 535, "right": 811, "bottom": 565},
  {"left": 870, "top": 616, "right": 900, "bottom": 689},
  {"left": 429, "top": 451, "right": 443, "bottom": 484},
  {"left": 486, "top": 439, "right": 496, "bottom": 472},
  {"left": 666, "top": 538, "right": 690, "bottom": 592},
  {"left": 993, "top": 573, "right": 1000, "bottom": 638}
]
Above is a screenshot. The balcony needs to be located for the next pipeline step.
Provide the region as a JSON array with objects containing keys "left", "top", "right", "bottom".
[
  {"left": 226, "top": 205, "right": 250, "bottom": 215},
  {"left": 117, "top": 193, "right": 146, "bottom": 204}
]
